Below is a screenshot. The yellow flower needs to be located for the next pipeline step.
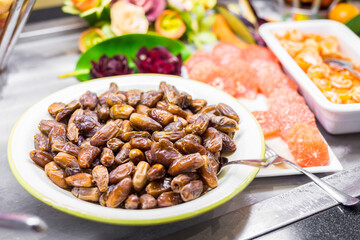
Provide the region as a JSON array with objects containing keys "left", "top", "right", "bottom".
[
  {"left": 110, "top": 1, "right": 149, "bottom": 36},
  {"left": 198, "top": 0, "right": 216, "bottom": 9}
]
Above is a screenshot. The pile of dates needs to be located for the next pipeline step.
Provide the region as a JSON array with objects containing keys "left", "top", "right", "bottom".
[{"left": 29, "top": 82, "right": 239, "bottom": 209}]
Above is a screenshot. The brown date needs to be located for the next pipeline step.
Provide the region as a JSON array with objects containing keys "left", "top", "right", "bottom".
[
  {"left": 121, "top": 131, "right": 151, "bottom": 142},
  {"left": 79, "top": 138, "right": 91, "bottom": 149},
  {"left": 220, "top": 132, "right": 237, "bottom": 152},
  {"left": 189, "top": 99, "right": 207, "bottom": 113},
  {"left": 168, "top": 153, "right": 205, "bottom": 176},
  {"left": 110, "top": 104, "right": 135, "bottom": 119},
  {"left": 129, "top": 149, "right": 145, "bottom": 164},
  {"left": 133, "top": 161, "right": 150, "bottom": 192},
  {"left": 74, "top": 114, "right": 100, "bottom": 135},
  {"left": 135, "top": 104, "right": 150, "bottom": 116},
  {"left": 156, "top": 101, "right": 188, "bottom": 119},
  {"left": 48, "top": 124, "right": 67, "bottom": 146},
  {"left": 145, "top": 139, "right": 182, "bottom": 167},
  {"left": 48, "top": 102, "right": 66, "bottom": 118},
  {"left": 127, "top": 89, "right": 142, "bottom": 106},
  {"left": 98, "top": 82, "right": 118, "bottom": 105},
  {"left": 199, "top": 105, "right": 220, "bottom": 115},
  {"left": 152, "top": 131, "right": 185, "bottom": 142},
  {"left": 67, "top": 108, "right": 83, "bottom": 143},
  {"left": 119, "top": 120, "right": 133, "bottom": 134},
  {"left": 65, "top": 173, "right": 94, "bottom": 187},
  {"left": 71, "top": 187, "right": 101, "bottom": 202},
  {"left": 170, "top": 173, "right": 199, "bottom": 193},
  {"left": 125, "top": 194, "right": 140, "bottom": 209},
  {"left": 178, "top": 92, "right": 192, "bottom": 109},
  {"left": 199, "top": 155, "right": 218, "bottom": 188},
  {"left": 106, "top": 138, "right": 124, "bottom": 152},
  {"left": 129, "top": 137, "right": 153, "bottom": 151},
  {"left": 54, "top": 152, "right": 79, "bottom": 169},
  {"left": 78, "top": 146, "right": 101, "bottom": 168},
  {"left": 100, "top": 147, "right": 115, "bottom": 167},
  {"left": 90, "top": 121, "right": 119, "bottom": 147},
  {"left": 180, "top": 180, "right": 203, "bottom": 202},
  {"left": 203, "top": 127, "right": 223, "bottom": 153},
  {"left": 139, "top": 194, "right": 157, "bottom": 209},
  {"left": 148, "top": 108, "right": 174, "bottom": 126},
  {"left": 34, "top": 133, "right": 50, "bottom": 152},
  {"left": 29, "top": 150, "right": 53, "bottom": 168},
  {"left": 185, "top": 114, "right": 209, "bottom": 135},
  {"left": 45, "top": 162, "right": 68, "bottom": 189},
  {"left": 64, "top": 167, "right": 82, "bottom": 177},
  {"left": 96, "top": 104, "right": 110, "bottom": 122},
  {"left": 174, "top": 135, "right": 206, "bottom": 155},
  {"left": 38, "top": 120, "right": 66, "bottom": 136},
  {"left": 157, "top": 192, "right": 182, "bottom": 207},
  {"left": 216, "top": 103, "right": 240, "bottom": 122},
  {"left": 80, "top": 91, "right": 98, "bottom": 110},
  {"left": 92, "top": 165, "right": 109, "bottom": 192},
  {"left": 209, "top": 115, "right": 239, "bottom": 133},
  {"left": 205, "top": 151, "right": 220, "bottom": 173},
  {"left": 56, "top": 100, "right": 81, "bottom": 122},
  {"left": 109, "top": 161, "right": 135, "bottom": 184},
  {"left": 115, "top": 143, "right": 132, "bottom": 164},
  {"left": 106, "top": 92, "right": 125, "bottom": 106},
  {"left": 140, "top": 90, "right": 163, "bottom": 107},
  {"left": 145, "top": 177, "right": 171, "bottom": 198},
  {"left": 51, "top": 139, "right": 80, "bottom": 157},
  {"left": 163, "top": 120, "right": 183, "bottom": 132},
  {"left": 129, "top": 113, "right": 162, "bottom": 132},
  {"left": 146, "top": 163, "right": 166, "bottom": 181},
  {"left": 159, "top": 81, "right": 180, "bottom": 105},
  {"left": 106, "top": 177, "right": 132, "bottom": 208}
]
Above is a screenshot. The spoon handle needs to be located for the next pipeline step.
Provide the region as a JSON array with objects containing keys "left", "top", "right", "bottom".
[
  {"left": 0, "top": 213, "right": 47, "bottom": 232},
  {"left": 283, "top": 160, "right": 359, "bottom": 206},
  {"left": 347, "top": 67, "right": 360, "bottom": 79}
]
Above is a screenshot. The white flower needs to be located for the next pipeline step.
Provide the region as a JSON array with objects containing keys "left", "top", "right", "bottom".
[
  {"left": 111, "top": 1, "right": 149, "bottom": 35},
  {"left": 167, "top": 0, "right": 196, "bottom": 11}
]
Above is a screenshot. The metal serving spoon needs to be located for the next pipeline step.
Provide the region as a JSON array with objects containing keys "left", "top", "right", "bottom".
[
  {"left": 324, "top": 58, "right": 360, "bottom": 79},
  {"left": 0, "top": 213, "right": 47, "bottom": 232},
  {"left": 221, "top": 145, "right": 359, "bottom": 206}
]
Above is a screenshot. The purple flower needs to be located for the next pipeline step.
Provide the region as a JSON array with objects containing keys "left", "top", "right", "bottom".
[
  {"left": 134, "top": 47, "right": 182, "bottom": 75},
  {"left": 90, "top": 54, "right": 134, "bottom": 79}
]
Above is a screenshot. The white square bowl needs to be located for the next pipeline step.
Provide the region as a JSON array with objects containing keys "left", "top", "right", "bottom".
[{"left": 259, "top": 20, "right": 360, "bottom": 134}]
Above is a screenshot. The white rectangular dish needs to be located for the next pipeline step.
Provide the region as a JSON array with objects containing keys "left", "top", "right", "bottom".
[
  {"left": 239, "top": 96, "right": 343, "bottom": 178},
  {"left": 259, "top": 20, "right": 360, "bottom": 134}
]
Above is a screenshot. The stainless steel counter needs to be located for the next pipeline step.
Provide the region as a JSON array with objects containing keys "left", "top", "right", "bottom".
[{"left": 1, "top": 14, "right": 360, "bottom": 240}]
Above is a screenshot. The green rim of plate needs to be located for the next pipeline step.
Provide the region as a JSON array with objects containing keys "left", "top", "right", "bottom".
[{"left": 7, "top": 74, "right": 265, "bottom": 225}]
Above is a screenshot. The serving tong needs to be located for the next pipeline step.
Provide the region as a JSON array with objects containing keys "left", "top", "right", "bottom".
[
  {"left": 0, "top": 0, "right": 36, "bottom": 71},
  {"left": 221, "top": 145, "right": 359, "bottom": 206}
]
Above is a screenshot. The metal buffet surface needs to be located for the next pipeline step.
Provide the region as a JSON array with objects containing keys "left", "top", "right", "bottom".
[{"left": 1, "top": 9, "right": 360, "bottom": 240}]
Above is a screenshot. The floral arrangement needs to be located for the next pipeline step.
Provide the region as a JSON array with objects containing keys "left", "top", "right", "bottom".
[{"left": 62, "top": 0, "right": 218, "bottom": 52}]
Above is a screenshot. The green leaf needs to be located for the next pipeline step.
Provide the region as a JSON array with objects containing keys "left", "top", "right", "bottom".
[
  {"left": 62, "top": 0, "right": 81, "bottom": 15},
  {"left": 68, "top": 34, "right": 192, "bottom": 81},
  {"left": 346, "top": 14, "right": 360, "bottom": 35},
  {"left": 215, "top": 5, "right": 255, "bottom": 44}
]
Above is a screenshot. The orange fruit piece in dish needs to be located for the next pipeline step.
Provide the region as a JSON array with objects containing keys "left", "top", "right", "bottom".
[
  {"left": 184, "top": 50, "right": 212, "bottom": 72},
  {"left": 286, "top": 123, "right": 329, "bottom": 168},
  {"left": 252, "top": 111, "right": 280, "bottom": 139},
  {"left": 188, "top": 60, "right": 237, "bottom": 96}
]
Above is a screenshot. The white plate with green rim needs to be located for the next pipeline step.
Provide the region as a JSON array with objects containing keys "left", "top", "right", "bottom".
[{"left": 8, "top": 74, "right": 265, "bottom": 225}]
